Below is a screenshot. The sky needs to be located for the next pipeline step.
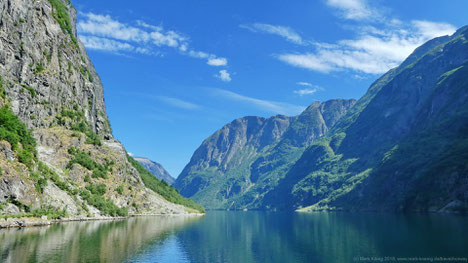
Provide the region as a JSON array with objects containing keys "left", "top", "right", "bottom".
[{"left": 72, "top": 0, "right": 468, "bottom": 177}]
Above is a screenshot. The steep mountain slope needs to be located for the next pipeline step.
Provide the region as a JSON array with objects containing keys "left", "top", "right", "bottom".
[
  {"left": 135, "top": 157, "right": 175, "bottom": 185},
  {"left": 174, "top": 99, "right": 356, "bottom": 209},
  {"left": 267, "top": 26, "right": 468, "bottom": 212},
  {"left": 0, "top": 0, "right": 203, "bottom": 219}
]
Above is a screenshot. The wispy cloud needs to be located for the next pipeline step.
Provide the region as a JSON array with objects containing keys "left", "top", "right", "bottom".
[
  {"left": 296, "top": 82, "right": 314, "bottom": 87},
  {"left": 79, "top": 35, "right": 135, "bottom": 52},
  {"left": 294, "top": 89, "right": 317, "bottom": 96},
  {"left": 77, "top": 13, "right": 228, "bottom": 68},
  {"left": 325, "top": 0, "right": 379, "bottom": 21},
  {"left": 240, "top": 23, "right": 305, "bottom": 45},
  {"left": 216, "top": 70, "right": 232, "bottom": 82},
  {"left": 212, "top": 89, "right": 305, "bottom": 115},
  {"left": 157, "top": 96, "right": 201, "bottom": 110},
  {"left": 278, "top": 20, "right": 456, "bottom": 74},
  {"left": 293, "top": 82, "right": 322, "bottom": 96},
  {"left": 269, "top": 0, "right": 457, "bottom": 75}
]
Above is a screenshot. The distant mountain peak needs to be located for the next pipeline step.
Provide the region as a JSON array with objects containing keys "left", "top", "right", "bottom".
[{"left": 134, "top": 157, "right": 175, "bottom": 185}]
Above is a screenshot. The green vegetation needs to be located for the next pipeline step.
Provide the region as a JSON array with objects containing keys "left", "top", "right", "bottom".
[
  {"left": 44, "top": 49, "right": 52, "bottom": 63},
  {"left": 34, "top": 63, "right": 45, "bottom": 74},
  {"left": 57, "top": 108, "right": 102, "bottom": 146},
  {"left": 0, "top": 76, "right": 6, "bottom": 100},
  {"left": 115, "top": 185, "right": 124, "bottom": 195},
  {"left": 91, "top": 167, "right": 107, "bottom": 179},
  {"left": 84, "top": 174, "right": 91, "bottom": 183},
  {"left": 67, "top": 147, "right": 108, "bottom": 179},
  {"left": 67, "top": 61, "right": 73, "bottom": 74},
  {"left": 80, "top": 65, "right": 94, "bottom": 82},
  {"left": 0, "top": 105, "right": 37, "bottom": 167},
  {"left": 85, "top": 130, "right": 102, "bottom": 146},
  {"left": 21, "top": 84, "right": 37, "bottom": 98},
  {"left": 0, "top": 207, "right": 67, "bottom": 220},
  {"left": 38, "top": 162, "right": 74, "bottom": 194},
  {"left": 47, "top": 0, "right": 78, "bottom": 47},
  {"left": 19, "top": 41, "right": 25, "bottom": 56},
  {"left": 86, "top": 183, "right": 106, "bottom": 196},
  {"left": 127, "top": 155, "right": 205, "bottom": 213},
  {"left": 1, "top": 197, "right": 67, "bottom": 219},
  {"left": 30, "top": 172, "right": 47, "bottom": 193},
  {"left": 80, "top": 189, "right": 128, "bottom": 217}
]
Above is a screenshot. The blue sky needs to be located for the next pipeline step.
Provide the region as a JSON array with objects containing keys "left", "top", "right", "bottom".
[{"left": 73, "top": 0, "right": 468, "bottom": 177}]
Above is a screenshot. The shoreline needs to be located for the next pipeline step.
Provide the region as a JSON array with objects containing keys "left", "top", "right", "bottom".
[{"left": 0, "top": 212, "right": 205, "bottom": 229}]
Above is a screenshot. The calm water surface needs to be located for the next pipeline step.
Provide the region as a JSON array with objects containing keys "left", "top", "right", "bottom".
[{"left": 1, "top": 211, "right": 467, "bottom": 263}]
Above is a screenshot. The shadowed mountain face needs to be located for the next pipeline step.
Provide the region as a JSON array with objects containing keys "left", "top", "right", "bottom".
[
  {"left": 174, "top": 99, "right": 356, "bottom": 209},
  {"left": 266, "top": 25, "right": 468, "bottom": 212},
  {"left": 135, "top": 157, "right": 175, "bottom": 185},
  {"left": 176, "top": 25, "right": 468, "bottom": 212}
]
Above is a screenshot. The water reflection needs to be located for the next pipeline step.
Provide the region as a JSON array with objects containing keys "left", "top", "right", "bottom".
[
  {"left": 176, "top": 211, "right": 468, "bottom": 263},
  {"left": 0, "top": 216, "right": 201, "bottom": 263},
  {"left": 1, "top": 212, "right": 467, "bottom": 263}
]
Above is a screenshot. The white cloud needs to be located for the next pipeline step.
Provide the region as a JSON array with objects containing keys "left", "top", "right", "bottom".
[
  {"left": 240, "top": 23, "right": 305, "bottom": 45},
  {"left": 412, "top": 20, "right": 457, "bottom": 39},
  {"left": 213, "top": 89, "right": 305, "bottom": 115},
  {"left": 294, "top": 89, "right": 318, "bottom": 96},
  {"left": 128, "top": 152, "right": 134, "bottom": 156},
  {"left": 207, "top": 57, "right": 228, "bottom": 66},
  {"left": 78, "top": 13, "right": 228, "bottom": 69},
  {"left": 157, "top": 96, "right": 201, "bottom": 110},
  {"left": 278, "top": 20, "right": 456, "bottom": 74},
  {"left": 78, "top": 13, "right": 151, "bottom": 42},
  {"left": 188, "top": 50, "right": 210, "bottom": 59},
  {"left": 296, "top": 82, "right": 313, "bottom": 87},
  {"left": 217, "top": 70, "right": 232, "bottom": 82},
  {"left": 136, "top": 20, "right": 163, "bottom": 31},
  {"left": 273, "top": 1, "right": 456, "bottom": 75},
  {"left": 325, "top": 0, "right": 377, "bottom": 21},
  {"left": 278, "top": 53, "right": 335, "bottom": 73},
  {"left": 79, "top": 35, "right": 134, "bottom": 52},
  {"left": 294, "top": 82, "right": 322, "bottom": 96}
]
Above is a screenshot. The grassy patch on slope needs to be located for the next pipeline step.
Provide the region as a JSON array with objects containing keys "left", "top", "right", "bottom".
[
  {"left": 47, "top": 0, "right": 78, "bottom": 47},
  {"left": 0, "top": 105, "right": 37, "bottom": 167}
]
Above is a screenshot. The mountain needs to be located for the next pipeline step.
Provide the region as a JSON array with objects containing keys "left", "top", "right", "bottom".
[
  {"left": 174, "top": 99, "right": 356, "bottom": 209},
  {"left": 134, "top": 157, "right": 175, "bottom": 185},
  {"left": 282, "top": 25, "right": 468, "bottom": 213},
  {"left": 176, "top": 25, "right": 468, "bottom": 212},
  {"left": 0, "top": 0, "right": 203, "bottom": 220}
]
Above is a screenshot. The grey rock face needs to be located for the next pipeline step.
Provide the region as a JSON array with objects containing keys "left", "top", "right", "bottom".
[
  {"left": 185, "top": 115, "right": 293, "bottom": 173},
  {"left": 134, "top": 157, "right": 175, "bottom": 185},
  {"left": 0, "top": 0, "right": 109, "bottom": 135}
]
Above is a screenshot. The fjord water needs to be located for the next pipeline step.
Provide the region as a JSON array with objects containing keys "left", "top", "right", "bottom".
[{"left": 1, "top": 212, "right": 467, "bottom": 263}]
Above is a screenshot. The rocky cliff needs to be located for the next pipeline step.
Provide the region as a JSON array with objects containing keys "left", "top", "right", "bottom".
[
  {"left": 0, "top": 0, "right": 203, "bottom": 220},
  {"left": 174, "top": 99, "right": 356, "bottom": 209},
  {"left": 135, "top": 157, "right": 175, "bottom": 185}
]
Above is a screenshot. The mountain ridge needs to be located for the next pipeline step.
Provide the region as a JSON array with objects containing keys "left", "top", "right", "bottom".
[{"left": 174, "top": 99, "right": 356, "bottom": 209}]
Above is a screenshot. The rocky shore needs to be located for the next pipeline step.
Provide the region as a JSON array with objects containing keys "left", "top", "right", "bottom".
[{"left": 0, "top": 213, "right": 205, "bottom": 229}]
